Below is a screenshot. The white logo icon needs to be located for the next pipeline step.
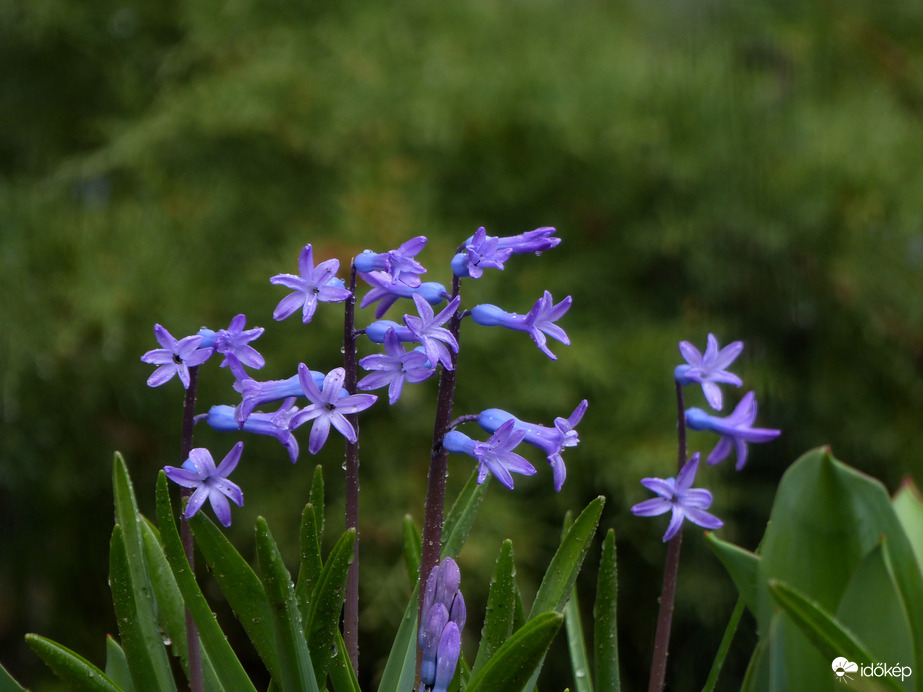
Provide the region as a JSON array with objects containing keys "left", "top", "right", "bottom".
[{"left": 832, "top": 657, "right": 858, "bottom": 683}]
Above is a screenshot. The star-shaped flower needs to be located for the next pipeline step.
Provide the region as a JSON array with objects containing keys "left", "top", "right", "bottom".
[
  {"left": 470, "top": 291, "right": 572, "bottom": 360},
  {"left": 164, "top": 442, "right": 244, "bottom": 527},
  {"left": 404, "top": 294, "right": 461, "bottom": 370},
  {"left": 354, "top": 236, "right": 429, "bottom": 287},
  {"left": 443, "top": 419, "right": 536, "bottom": 490},
  {"left": 141, "top": 324, "right": 214, "bottom": 389},
  {"left": 270, "top": 244, "right": 352, "bottom": 323},
  {"left": 450, "top": 227, "right": 513, "bottom": 278},
  {"left": 674, "top": 334, "right": 743, "bottom": 410},
  {"left": 630, "top": 453, "right": 723, "bottom": 542},
  {"left": 358, "top": 270, "right": 448, "bottom": 318},
  {"left": 685, "top": 391, "right": 781, "bottom": 470},
  {"left": 358, "top": 328, "right": 435, "bottom": 404},
  {"left": 290, "top": 364, "right": 377, "bottom": 454}
]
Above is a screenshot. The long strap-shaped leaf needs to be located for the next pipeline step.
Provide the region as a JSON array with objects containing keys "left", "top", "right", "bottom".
[
  {"left": 154, "top": 473, "right": 257, "bottom": 692},
  {"left": 104, "top": 636, "right": 135, "bottom": 692},
  {"left": 328, "top": 630, "right": 362, "bottom": 692},
  {"left": 255, "top": 516, "right": 320, "bottom": 692},
  {"left": 25, "top": 635, "right": 122, "bottom": 692},
  {"left": 593, "top": 529, "right": 620, "bottom": 692},
  {"left": 112, "top": 455, "right": 177, "bottom": 692},
  {"left": 465, "top": 612, "right": 565, "bottom": 692},
  {"left": 376, "top": 585, "right": 420, "bottom": 692},
  {"left": 188, "top": 511, "right": 280, "bottom": 681},
  {"left": 470, "top": 539, "right": 517, "bottom": 677}
]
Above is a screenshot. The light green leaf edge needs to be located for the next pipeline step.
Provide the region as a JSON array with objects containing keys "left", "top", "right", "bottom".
[
  {"left": 593, "top": 529, "right": 619, "bottom": 692},
  {"left": 470, "top": 539, "right": 517, "bottom": 677},
  {"left": 104, "top": 636, "right": 134, "bottom": 692},
  {"left": 25, "top": 633, "right": 122, "bottom": 692}
]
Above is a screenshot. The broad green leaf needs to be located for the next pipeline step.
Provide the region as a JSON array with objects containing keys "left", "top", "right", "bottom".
[
  {"left": 295, "top": 502, "right": 323, "bottom": 625},
  {"left": 188, "top": 511, "right": 279, "bottom": 682},
  {"left": 705, "top": 533, "right": 761, "bottom": 619},
  {"left": 529, "top": 496, "right": 604, "bottom": 618},
  {"left": 402, "top": 514, "right": 422, "bottom": 587},
  {"left": 111, "top": 456, "right": 176, "bottom": 692},
  {"left": 471, "top": 539, "right": 517, "bottom": 677},
  {"left": 104, "top": 635, "right": 134, "bottom": 692},
  {"left": 328, "top": 630, "right": 361, "bottom": 692},
  {"left": 465, "top": 612, "right": 564, "bottom": 692},
  {"left": 0, "top": 661, "right": 26, "bottom": 692},
  {"left": 593, "top": 529, "right": 619, "bottom": 692},
  {"left": 109, "top": 525, "right": 176, "bottom": 692},
  {"left": 306, "top": 528, "right": 356, "bottom": 685},
  {"left": 154, "top": 473, "right": 257, "bottom": 692},
  {"left": 376, "top": 585, "right": 419, "bottom": 692},
  {"left": 767, "top": 580, "right": 903, "bottom": 692},
  {"left": 893, "top": 479, "right": 923, "bottom": 573},
  {"left": 25, "top": 634, "right": 122, "bottom": 692},
  {"left": 255, "top": 516, "right": 319, "bottom": 692},
  {"left": 442, "top": 469, "right": 489, "bottom": 559}
]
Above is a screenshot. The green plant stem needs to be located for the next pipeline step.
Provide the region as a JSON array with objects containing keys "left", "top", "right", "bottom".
[
  {"left": 647, "top": 381, "right": 687, "bottom": 692},
  {"left": 417, "top": 274, "right": 462, "bottom": 685},
  {"left": 701, "top": 597, "right": 745, "bottom": 692},
  {"left": 343, "top": 263, "right": 361, "bottom": 673},
  {"left": 180, "top": 365, "right": 203, "bottom": 692}
]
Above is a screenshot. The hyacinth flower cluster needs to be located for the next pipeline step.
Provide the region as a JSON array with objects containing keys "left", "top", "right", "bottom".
[
  {"left": 418, "top": 558, "right": 466, "bottom": 692},
  {"left": 139, "top": 225, "right": 586, "bottom": 682}
]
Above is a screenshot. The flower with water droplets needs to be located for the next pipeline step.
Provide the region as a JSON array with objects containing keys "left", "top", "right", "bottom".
[
  {"left": 470, "top": 291, "right": 571, "bottom": 360},
  {"left": 270, "top": 244, "right": 351, "bottom": 323},
  {"left": 290, "top": 365, "right": 377, "bottom": 454},
  {"left": 164, "top": 442, "right": 244, "bottom": 527},
  {"left": 141, "top": 324, "right": 214, "bottom": 389},
  {"left": 443, "top": 419, "right": 536, "bottom": 489},
  {"left": 354, "top": 236, "right": 428, "bottom": 287},
  {"left": 631, "top": 453, "right": 723, "bottom": 542},
  {"left": 685, "top": 391, "right": 780, "bottom": 470},
  {"left": 358, "top": 328, "right": 435, "bottom": 404},
  {"left": 674, "top": 334, "right": 743, "bottom": 410},
  {"left": 404, "top": 294, "right": 461, "bottom": 370},
  {"left": 451, "top": 227, "right": 513, "bottom": 278}
]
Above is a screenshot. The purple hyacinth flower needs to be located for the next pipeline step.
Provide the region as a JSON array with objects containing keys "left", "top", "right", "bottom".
[
  {"left": 290, "top": 364, "right": 377, "bottom": 454},
  {"left": 494, "top": 226, "right": 560, "bottom": 254},
  {"left": 451, "top": 227, "right": 514, "bottom": 278},
  {"left": 359, "top": 270, "right": 448, "bottom": 318},
  {"left": 364, "top": 319, "right": 418, "bottom": 344},
  {"left": 198, "top": 314, "right": 266, "bottom": 379},
  {"left": 354, "top": 235, "right": 428, "bottom": 287},
  {"left": 141, "top": 324, "right": 214, "bottom": 389},
  {"left": 418, "top": 558, "right": 465, "bottom": 692},
  {"left": 443, "top": 419, "right": 536, "bottom": 489},
  {"left": 270, "top": 244, "right": 352, "bottom": 323},
  {"left": 358, "top": 328, "right": 436, "bottom": 404},
  {"left": 404, "top": 294, "right": 461, "bottom": 370},
  {"left": 685, "top": 391, "right": 781, "bottom": 470},
  {"left": 470, "top": 291, "right": 572, "bottom": 360},
  {"left": 164, "top": 442, "right": 244, "bottom": 527},
  {"left": 233, "top": 370, "right": 330, "bottom": 424},
  {"left": 674, "top": 334, "right": 743, "bottom": 410},
  {"left": 630, "top": 453, "right": 723, "bottom": 542},
  {"left": 200, "top": 399, "right": 303, "bottom": 464},
  {"left": 478, "top": 399, "right": 587, "bottom": 491}
]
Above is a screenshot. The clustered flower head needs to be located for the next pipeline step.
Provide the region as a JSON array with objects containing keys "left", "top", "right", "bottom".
[{"left": 418, "top": 558, "right": 466, "bottom": 692}]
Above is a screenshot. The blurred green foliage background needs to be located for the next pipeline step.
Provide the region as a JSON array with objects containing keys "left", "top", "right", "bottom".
[{"left": 2, "top": 0, "right": 922, "bottom": 689}]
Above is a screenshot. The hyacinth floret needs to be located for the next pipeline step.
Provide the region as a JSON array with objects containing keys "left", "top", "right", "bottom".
[
  {"left": 141, "top": 324, "right": 214, "bottom": 389},
  {"left": 443, "top": 419, "right": 536, "bottom": 490},
  {"left": 358, "top": 271, "right": 448, "bottom": 318},
  {"left": 270, "top": 244, "right": 352, "bottom": 323},
  {"left": 470, "top": 291, "right": 572, "bottom": 360},
  {"left": 289, "top": 364, "right": 377, "bottom": 454},
  {"left": 674, "top": 334, "right": 743, "bottom": 410},
  {"left": 201, "top": 400, "right": 302, "bottom": 464},
  {"left": 358, "top": 327, "right": 435, "bottom": 404},
  {"left": 630, "top": 453, "right": 723, "bottom": 542},
  {"left": 233, "top": 370, "right": 332, "bottom": 424},
  {"left": 451, "top": 226, "right": 514, "bottom": 278},
  {"left": 686, "top": 391, "right": 781, "bottom": 470},
  {"left": 163, "top": 442, "right": 245, "bottom": 527},
  {"left": 354, "top": 235, "right": 428, "bottom": 287},
  {"left": 403, "top": 294, "right": 461, "bottom": 370}
]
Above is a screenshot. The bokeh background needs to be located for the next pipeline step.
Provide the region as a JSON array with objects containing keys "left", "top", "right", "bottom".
[{"left": 2, "top": 0, "right": 922, "bottom": 689}]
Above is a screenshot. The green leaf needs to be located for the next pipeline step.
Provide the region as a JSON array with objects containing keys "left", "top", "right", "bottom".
[
  {"left": 767, "top": 579, "right": 904, "bottom": 692},
  {"left": 111, "top": 456, "right": 177, "bottom": 692},
  {"left": 471, "top": 539, "right": 517, "bottom": 677},
  {"left": 376, "top": 585, "right": 419, "bottom": 692},
  {"left": 25, "top": 634, "right": 122, "bottom": 692},
  {"left": 893, "top": 478, "right": 923, "bottom": 573},
  {"left": 464, "top": 612, "right": 564, "bottom": 692},
  {"left": 154, "top": 473, "right": 257, "bottom": 692},
  {"left": 529, "top": 496, "right": 604, "bottom": 618},
  {"left": 442, "top": 468, "right": 489, "bottom": 559},
  {"left": 187, "top": 510, "right": 279, "bottom": 681},
  {"left": 701, "top": 597, "right": 745, "bottom": 692},
  {"left": 306, "top": 528, "right": 356, "bottom": 685},
  {"left": 328, "top": 630, "right": 361, "bottom": 692},
  {"left": 565, "top": 589, "right": 593, "bottom": 692},
  {"left": 295, "top": 502, "right": 323, "bottom": 626},
  {"left": 402, "top": 514, "right": 422, "bottom": 587},
  {"left": 104, "top": 635, "right": 134, "bottom": 692},
  {"left": 309, "top": 464, "right": 325, "bottom": 541},
  {"left": 255, "top": 516, "right": 319, "bottom": 692},
  {"left": 0, "top": 661, "right": 26, "bottom": 692},
  {"left": 109, "top": 525, "right": 177, "bottom": 692},
  {"left": 593, "top": 529, "right": 619, "bottom": 692},
  {"left": 705, "top": 533, "right": 762, "bottom": 619}
]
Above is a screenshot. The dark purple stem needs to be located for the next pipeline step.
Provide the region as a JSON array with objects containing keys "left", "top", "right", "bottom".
[
  {"left": 180, "top": 365, "right": 203, "bottom": 692},
  {"left": 647, "top": 381, "right": 687, "bottom": 692},
  {"left": 343, "top": 263, "right": 360, "bottom": 673},
  {"left": 417, "top": 275, "right": 462, "bottom": 684}
]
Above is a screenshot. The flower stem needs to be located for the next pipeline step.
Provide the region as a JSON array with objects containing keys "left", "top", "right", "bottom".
[
  {"left": 417, "top": 275, "right": 462, "bottom": 684},
  {"left": 343, "top": 263, "right": 361, "bottom": 673},
  {"left": 647, "top": 381, "right": 687, "bottom": 692},
  {"left": 180, "top": 365, "right": 203, "bottom": 692}
]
